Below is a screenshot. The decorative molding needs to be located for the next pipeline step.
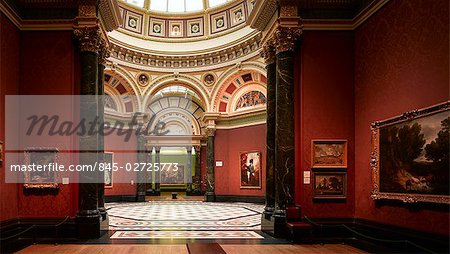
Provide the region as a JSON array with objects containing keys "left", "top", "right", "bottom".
[
  {"left": 99, "top": 0, "right": 121, "bottom": 32},
  {"left": 247, "top": 0, "right": 277, "bottom": 31},
  {"left": 108, "top": 32, "right": 261, "bottom": 71}
]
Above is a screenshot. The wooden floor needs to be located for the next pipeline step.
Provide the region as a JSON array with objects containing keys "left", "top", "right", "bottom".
[{"left": 17, "top": 244, "right": 367, "bottom": 254}]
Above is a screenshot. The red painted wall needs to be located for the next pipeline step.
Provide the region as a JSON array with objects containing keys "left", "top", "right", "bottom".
[
  {"left": 104, "top": 127, "right": 137, "bottom": 196},
  {"left": 17, "top": 31, "right": 78, "bottom": 218},
  {"left": 354, "top": 0, "right": 449, "bottom": 234},
  {"left": 295, "top": 31, "right": 355, "bottom": 218},
  {"left": 0, "top": 14, "right": 20, "bottom": 221},
  {"left": 214, "top": 124, "right": 266, "bottom": 197}
]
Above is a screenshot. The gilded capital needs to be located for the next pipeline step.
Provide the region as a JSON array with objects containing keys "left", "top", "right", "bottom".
[
  {"left": 273, "top": 26, "right": 302, "bottom": 54},
  {"left": 206, "top": 128, "right": 216, "bottom": 137},
  {"left": 260, "top": 41, "right": 276, "bottom": 65},
  {"left": 74, "top": 27, "right": 101, "bottom": 53},
  {"left": 98, "top": 39, "right": 111, "bottom": 65}
]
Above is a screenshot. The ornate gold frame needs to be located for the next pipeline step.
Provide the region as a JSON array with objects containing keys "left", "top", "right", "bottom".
[
  {"left": 239, "top": 150, "right": 262, "bottom": 189},
  {"left": 311, "top": 139, "right": 348, "bottom": 168},
  {"left": 370, "top": 101, "right": 450, "bottom": 204},
  {"left": 23, "top": 147, "right": 59, "bottom": 189}
]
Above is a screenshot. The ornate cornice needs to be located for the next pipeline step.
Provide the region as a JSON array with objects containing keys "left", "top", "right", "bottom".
[
  {"left": 247, "top": 0, "right": 278, "bottom": 31},
  {"left": 273, "top": 26, "right": 302, "bottom": 53},
  {"left": 108, "top": 32, "right": 262, "bottom": 71},
  {"left": 99, "top": 0, "right": 121, "bottom": 32}
]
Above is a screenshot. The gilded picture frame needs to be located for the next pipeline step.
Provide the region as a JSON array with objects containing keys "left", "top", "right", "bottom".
[
  {"left": 311, "top": 140, "right": 348, "bottom": 168},
  {"left": 371, "top": 101, "right": 449, "bottom": 204},
  {"left": 23, "top": 147, "right": 59, "bottom": 189},
  {"left": 240, "top": 151, "right": 262, "bottom": 189},
  {"left": 0, "top": 141, "right": 3, "bottom": 163}
]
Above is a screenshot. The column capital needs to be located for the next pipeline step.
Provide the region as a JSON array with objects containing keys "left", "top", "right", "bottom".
[
  {"left": 194, "top": 145, "right": 202, "bottom": 153},
  {"left": 98, "top": 38, "right": 111, "bottom": 65},
  {"left": 205, "top": 128, "right": 216, "bottom": 137},
  {"left": 74, "top": 26, "right": 102, "bottom": 53},
  {"left": 273, "top": 26, "right": 302, "bottom": 54},
  {"left": 260, "top": 41, "right": 276, "bottom": 65}
]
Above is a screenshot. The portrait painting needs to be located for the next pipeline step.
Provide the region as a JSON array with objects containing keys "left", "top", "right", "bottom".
[
  {"left": 240, "top": 151, "right": 261, "bottom": 189},
  {"left": 313, "top": 172, "right": 346, "bottom": 199},
  {"left": 372, "top": 102, "right": 449, "bottom": 204},
  {"left": 24, "top": 147, "right": 58, "bottom": 189},
  {"left": 104, "top": 152, "right": 113, "bottom": 188},
  {"left": 311, "top": 140, "right": 347, "bottom": 168},
  {"left": 161, "top": 165, "right": 184, "bottom": 185}
]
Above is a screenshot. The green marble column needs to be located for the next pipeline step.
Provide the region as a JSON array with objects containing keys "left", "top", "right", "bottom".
[
  {"left": 186, "top": 146, "right": 193, "bottom": 193},
  {"left": 262, "top": 44, "right": 276, "bottom": 221},
  {"left": 205, "top": 129, "right": 215, "bottom": 202},
  {"left": 155, "top": 147, "right": 161, "bottom": 195},
  {"left": 273, "top": 27, "right": 301, "bottom": 238},
  {"left": 136, "top": 134, "right": 146, "bottom": 201},
  {"left": 97, "top": 45, "right": 107, "bottom": 221},
  {"left": 192, "top": 145, "right": 202, "bottom": 195},
  {"left": 75, "top": 27, "right": 101, "bottom": 239},
  {"left": 146, "top": 148, "right": 154, "bottom": 195}
]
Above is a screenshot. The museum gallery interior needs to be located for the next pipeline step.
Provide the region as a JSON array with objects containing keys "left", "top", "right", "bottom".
[{"left": 0, "top": 0, "right": 449, "bottom": 253}]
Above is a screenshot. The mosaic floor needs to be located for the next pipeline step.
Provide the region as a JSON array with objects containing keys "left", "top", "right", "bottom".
[{"left": 107, "top": 201, "right": 264, "bottom": 239}]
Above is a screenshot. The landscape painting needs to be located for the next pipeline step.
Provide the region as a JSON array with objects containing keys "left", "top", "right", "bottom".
[
  {"left": 313, "top": 172, "right": 346, "bottom": 199},
  {"left": 240, "top": 151, "right": 261, "bottom": 189},
  {"left": 372, "top": 102, "right": 449, "bottom": 204},
  {"left": 311, "top": 140, "right": 347, "bottom": 168},
  {"left": 161, "top": 165, "right": 184, "bottom": 185}
]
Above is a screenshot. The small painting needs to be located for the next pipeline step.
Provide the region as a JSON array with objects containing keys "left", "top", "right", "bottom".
[
  {"left": 311, "top": 140, "right": 347, "bottom": 168},
  {"left": 240, "top": 151, "right": 261, "bottom": 189},
  {"left": 371, "top": 101, "right": 449, "bottom": 204},
  {"left": 161, "top": 165, "right": 184, "bottom": 185},
  {"left": 313, "top": 172, "right": 346, "bottom": 199},
  {"left": 104, "top": 152, "right": 113, "bottom": 188},
  {"left": 24, "top": 148, "right": 59, "bottom": 189},
  {"left": 0, "top": 141, "right": 3, "bottom": 163}
]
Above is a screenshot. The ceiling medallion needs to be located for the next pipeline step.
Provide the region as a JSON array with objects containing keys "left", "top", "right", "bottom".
[
  {"left": 203, "top": 73, "right": 216, "bottom": 86},
  {"left": 137, "top": 73, "right": 150, "bottom": 86}
]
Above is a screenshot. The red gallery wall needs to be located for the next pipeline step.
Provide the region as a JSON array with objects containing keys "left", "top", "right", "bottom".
[
  {"left": 295, "top": 31, "right": 355, "bottom": 217},
  {"left": 0, "top": 14, "right": 20, "bottom": 221},
  {"left": 104, "top": 127, "right": 137, "bottom": 196},
  {"left": 17, "top": 31, "right": 79, "bottom": 218},
  {"left": 354, "top": 0, "right": 449, "bottom": 234},
  {"left": 214, "top": 124, "right": 266, "bottom": 197}
]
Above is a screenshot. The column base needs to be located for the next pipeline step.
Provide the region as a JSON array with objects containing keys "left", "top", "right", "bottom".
[
  {"left": 147, "top": 190, "right": 161, "bottom": 196},
  {"left": 205, "top": 192, "right": 215, "bottom": 202},
  {"left": 136, "top": 191, "right": 146, "bottom": 202},
  {"left": 272, "top": 209, "right": 288, "bottom": 239},
  {"left": 186, "top": 189, "right": 203, "bottom": 196},
  {"left": 76, "top": 210, "right": 101, "bottom": 239},
  {"left": 98, "top": 207, "right": 107, "bottom": 221}
]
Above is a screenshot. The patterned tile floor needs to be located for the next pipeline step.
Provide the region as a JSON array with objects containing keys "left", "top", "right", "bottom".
[{"left": 106, "top": 201, "right": 265, "bottom": 239}]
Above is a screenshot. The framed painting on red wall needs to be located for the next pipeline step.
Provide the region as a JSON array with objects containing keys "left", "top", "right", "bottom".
[
  {"left": 240, "top": 151, "right": 261, "bottom": 189},
  {"left": 313, "top": 171, "right": 347, "bottom": 199},
  {"left": 23, "top": 147, "right": 59, "bottom": 189},
  {"left": 104, "top": 152, "right": 113, "bottom": 188},
  {"left": 371, "top": 101, "right": 449, "bottom": 204},
  {"left": 311, "top": 140, "right": 347, "bottom": 168}
]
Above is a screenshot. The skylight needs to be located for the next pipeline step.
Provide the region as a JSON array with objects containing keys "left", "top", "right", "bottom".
[
  {"left": 126, "top": 0, "right": 145, "bottom": 8},
  {"left": 208, "top": 0, "right": 227, "bottom": 8},
  {"left": 150, "top": 0, "right": 204, "bottom": 12}
]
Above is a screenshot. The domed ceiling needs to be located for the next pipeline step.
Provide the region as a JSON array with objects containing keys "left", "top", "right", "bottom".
[{"left": 108, "top": 0, "right": 260, "bottom": 72}]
